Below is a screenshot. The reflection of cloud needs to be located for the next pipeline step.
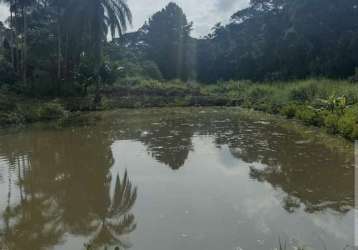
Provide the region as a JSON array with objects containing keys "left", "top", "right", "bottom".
[{"left": 310, "top": 210, "right": 354, "bottom": 241}]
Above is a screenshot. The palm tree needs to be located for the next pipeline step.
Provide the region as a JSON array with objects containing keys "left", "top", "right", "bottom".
[
  {"left": 1, "top": 0, "right": 36, "bottom": 86},
  {"left": 0, "top": 0, "right": 17, "bottom": 70},
  {"left": 65, "top": 0, "right": 132, "bottom": 103}
]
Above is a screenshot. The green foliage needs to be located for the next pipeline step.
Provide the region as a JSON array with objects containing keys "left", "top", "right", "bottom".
[
  {"left": 145, "top": 2, "right": 195, "bottom": 80},
  {"left": 281, "top": 104, "right": 298, "bottom": 119},
  {"left": 39, "top": 102, "right": 65, "bottom": 120},
  {"left": 18, "top": 101, "right": 65, "bottom": 122},
  {"left": 141, "top": 61, "right": 163, "bottom": 80},
  {"left": 0, "top": 90, "right": 67, "bottom": 126},
  {"left": 289, "top": 82, "right": 319, "bottom": 103},
  {"left": 196, "top": 0, "right": 358, "bottom": 83},
  {"left": 323, "top": 112, "right": 340, "bottom": 134},
  {"left": 0, "top": 0, "right": 132, "bottom": 97},
  {"left": 0, "top": 58, "right": 17, "bottom": 86},
  {"left": 203, "top": 79, "right": 358, "bottom": 140},
  {"left": 337, "top": 106, "right": 358, "bottom": 139},
  {"left": 296, "top": 106, "right": 322, "bottom": 126}
]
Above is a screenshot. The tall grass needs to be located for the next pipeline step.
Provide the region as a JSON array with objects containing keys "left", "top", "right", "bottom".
[{"left": 204, "top": 79, "right": 358, "bottom": 140}]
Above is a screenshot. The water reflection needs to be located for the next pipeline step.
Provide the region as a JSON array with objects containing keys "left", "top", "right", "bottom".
[
  {"left": 213, "top": 121, "right": 354, "bottom": 214},
  {"left": 139, "top": 119, "right": 194, "bottom": 170},
  {"left": 0, "top": 128, "right": 137, "bottom": 249},
  {"left": 85, "top": 171, "right": 137, "bottom": 250},
  {"left": 106, "top": 109, "right": 353, "bottom": 214},
  {"left": 0, "top": 108, "right": 354, "bottom": 249}
]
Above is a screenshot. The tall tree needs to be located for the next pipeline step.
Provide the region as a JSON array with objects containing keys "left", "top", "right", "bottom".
[
  {"left": 195, "top": 0, "right": 358, "bottom": 82},
  {"left": 145, "top": 2, "right": 194, "bottom": 80},
  {"left": 65, "top": 0, "right": 132, "bottom": 102}
]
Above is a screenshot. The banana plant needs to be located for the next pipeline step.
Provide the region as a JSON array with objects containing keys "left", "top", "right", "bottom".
[{"left": 325, "top": 95, "right": 347, "bottom": 114}]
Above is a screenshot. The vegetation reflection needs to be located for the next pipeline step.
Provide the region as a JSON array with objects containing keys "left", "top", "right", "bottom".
[
  {"left": 85, "top": 171, "right": 137, "bottom": 250},
  {"left": 0, "top": 128, "right": 138, "bottom": 249}
]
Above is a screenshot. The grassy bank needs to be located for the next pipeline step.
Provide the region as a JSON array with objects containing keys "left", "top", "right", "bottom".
[
  {"left": 104, "top": 78, "right": 358, "bottom": 140},
  {"left": 0, "top": 91, "right": 68, "bottom": 126},
  {"left": 211, "top": 79, "right": 358, "bottom": 141},
  {"left": 1, "top": 78, "right": 358, "bottom": 141}
]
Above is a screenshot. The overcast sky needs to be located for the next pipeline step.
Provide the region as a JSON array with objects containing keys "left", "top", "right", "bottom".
[{"left": 0, "top": 0, "right": 249, "bottom": 37}]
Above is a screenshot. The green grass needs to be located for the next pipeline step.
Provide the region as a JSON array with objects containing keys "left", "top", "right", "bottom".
[
  {"left": 0, "top": 91, "right": 67, "bottom": 126},
  {"left": 202, "top": 79, "right": 358, "bottom": 141}
]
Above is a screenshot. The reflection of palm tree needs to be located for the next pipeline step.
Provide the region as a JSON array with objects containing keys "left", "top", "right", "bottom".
[
  {"left": 86, "top": 170, "right": 137, "bottom": 250},
  {"left": 0, "top": 152, "right": 64, "bottom": 250}
]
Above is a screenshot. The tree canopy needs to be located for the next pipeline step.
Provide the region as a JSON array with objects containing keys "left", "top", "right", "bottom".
[
  {"left": 0, "top": 0, "right": 357, "bottom": 96},
  {"left": 195, "top": 0, "right": 358, "bottom": 82}
]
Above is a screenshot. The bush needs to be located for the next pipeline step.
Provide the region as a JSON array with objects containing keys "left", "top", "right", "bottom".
[
  {"left": 324, "top": 113, "right": 340, "bottom": 134},
  {"left": 281, "top": 104, "right": 298, "bottom": 118},
  {"left": 337, "top": 106, "right": 358, "bottom": 139},
  {"left": 141, "top": 61, "right": 163, "bottom": 80},
  {"left": 289, "top": 81, "right": 318, "bottom": 103},
  {"left": 0, "top": 58, "right": 16, "bottom": 86},
  {"left": 39, "top": 102, "right": 65, "bottom": 120},
  {"left": 0, "top": 111, "right": 23, "bottom": 125},
  {"left": 20, "top": 105, "right": 42, "bottom": 122},
  {"left": 247, "top": 87, "right": 273, "bottom": 103},
  {"left": 18, "top": 102, "right": 65, "bottom": 122},
  {"left": 296, "top": 106, "right": 322, "bottom": 126}
]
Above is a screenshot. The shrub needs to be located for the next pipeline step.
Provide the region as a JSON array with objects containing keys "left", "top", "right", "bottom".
[
  {"left": 0, "top": 58, "right": 16, "bottom": 86},
  {"left": 296, "top": 106, "right": 322, "bottom": 126},
  {"left": 39, "top": 102, "right": 65, "bottom": 120},
  {"left": 289, "top": 82, "right": 318, "bottom": 103},
  {"left": 324, "top": 113, "right": 340, "bottom": 134},
  {"left": 20, "top": 105, "right": 42, "bottom": 122},
  {"left": 337, "top": 106, "right": 358, "bottom": 139},
  {"left": 18, "top": 102, "right": 65, "bottom": 122},
  {"left": 141, "top": 61, "right": 163, "bottom": 80},
  {"left": 63, "top": 97, "right": 94, "bottom": 111},
  {"left": 247, "top": 86, "right": 273, "bottom": 103},
  {"left": 281, "top": 104, "right": 298, "bottom": 118},
  {"left": 0, "top": 111, "right": 23, "bottom": 125}
]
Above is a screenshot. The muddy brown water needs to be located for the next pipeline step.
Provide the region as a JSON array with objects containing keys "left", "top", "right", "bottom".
[{"left": 0, "top": 108, "right": 354, "bottom": 250}]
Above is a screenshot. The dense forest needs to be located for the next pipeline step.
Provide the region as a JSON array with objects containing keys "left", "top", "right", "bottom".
[
  {"left": 0, "top": 0, "right": 357, "bottom": 96},
  {"left": 106, "top": 0, "right": 358, "bottom": 83}
]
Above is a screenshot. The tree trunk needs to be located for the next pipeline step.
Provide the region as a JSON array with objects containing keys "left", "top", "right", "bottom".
[
  {"left": 57, "top": 9, "right": 62, "bottom": 81},
  {"left": 22, "top": 6, "right": 27, "bottom": 87},
  {"left": 10, "top": 11, "right": 15, "bottom": 69},
  {"left": 14, "top": 0, "right": 19, "bottom": 74}
]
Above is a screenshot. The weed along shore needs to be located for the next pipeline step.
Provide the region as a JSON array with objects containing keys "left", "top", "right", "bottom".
[{"left": 2, "top": 78, "right": 358, "bottom": 141}]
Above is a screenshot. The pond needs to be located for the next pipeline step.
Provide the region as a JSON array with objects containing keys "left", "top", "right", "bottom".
[{"left": 0, "top": 107, "right": 354, "bottom": 250}]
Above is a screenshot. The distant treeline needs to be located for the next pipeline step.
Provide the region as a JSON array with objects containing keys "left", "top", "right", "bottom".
[
  {"left": 113, "top": 0, "right": 358, "bottom": 83},
  {"left": 0, "top": 0, "right": 357, "bottom": 97}
]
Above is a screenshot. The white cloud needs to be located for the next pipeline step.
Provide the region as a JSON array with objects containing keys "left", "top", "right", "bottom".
[
  {"left": 0, "top": 0, "right": 250, "bottom": 37},
  {"left": 127, "top": 0, "right": 249, "bottom": 37},
  {"left": 0, "top": 5, "right": 8, "bottom": 24}
]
